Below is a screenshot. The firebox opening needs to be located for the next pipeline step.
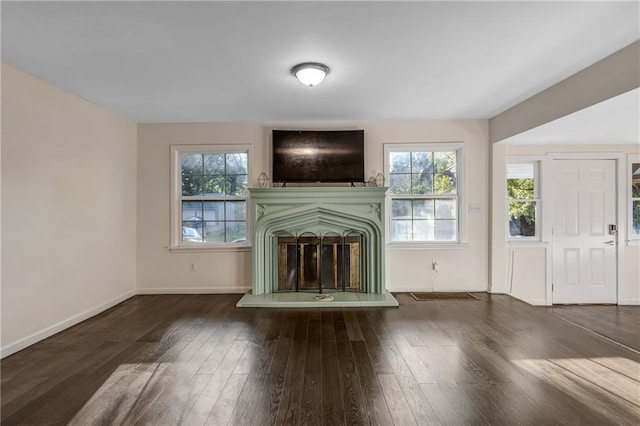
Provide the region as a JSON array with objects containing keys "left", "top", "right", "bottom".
[{"left": 276, "top": 233, "right": 364, "bottom": 293}]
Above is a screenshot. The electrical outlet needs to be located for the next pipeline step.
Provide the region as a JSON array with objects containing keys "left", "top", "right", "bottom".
[
  {"left": 189, "top": 261, "right": 197, "bottom": 272},
  {"left": 432, "top": 259, "right": 439, "bottom": 271}
]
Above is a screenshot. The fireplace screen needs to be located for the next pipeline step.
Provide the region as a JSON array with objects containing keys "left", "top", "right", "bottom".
[{"left": 275, "top": 232, "right": 365, "bottom": 293}]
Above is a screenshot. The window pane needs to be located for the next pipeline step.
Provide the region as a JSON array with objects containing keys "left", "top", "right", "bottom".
[
  {"left": 203, "top": 175, "right": 225, "bottom": 196},
  {"left": 204, "top": 153, "right": 225, "bottom": 174},
  {"left": 632, "top": 163, "right": 640, "bottom": 197},
  {"left": 507, "top": 163, "right": 535, "bottom": 199},
  {"left": 203, "top": 201, "right": 223, "bottom": 221},
  {"left": 507, "top": 178, "right": 535, "bottom": 199},
  {"left": 226, "top": 222, "right": 247, "bottom": 242},
  {"left": 413, "top": 200, "right": 434, "bottom": 219},
  {"left": 434, "top": 151, "right": 456, "bottom": 173},
  {"left": 413, "top": 219, "right": 435, "bottom": 241},
  {"left": 226, "top": 153, "right": 248, "bottom": 174},
  {"left": 182, "top": 201, "right": 202, "bottom": 227},
  {"left": 509, "top": 201, "right": 536, "bottom": 237},
  {"left": 435, "top": 220, "right": 456, "bottom": 241},
  {"left": 434, "top": 173, "right": 456, "bottom": 195},
  {"left": 182, "top": 174, "right": 203, "bottom": 196},
  {"left": 182, "top": 224, "right": 203, "bottom": 243},
  {"left": 435, "top": 199, "right": 456, "bottom": 219},
  {"left": 177, "top": 148, "right": 249, "bottom": 246},
  {"left": 633, "top": 200, "right": 640, "bottom": 236},
  {"left": 411, "top": 152, "right": 433, "bottom": 174},
  {"left": 412, "top": 173, "right": 433, "bottom": 194},
  {"left": 389, "top": 174, "right": 411, "bottom": 194},
  {"left": 392, "top": 200, "right": 411, "bottom": 219},
  {"left": 203, "top": 222, "right": 225, "bottom": 243},
  {"left": 390, "top": 152, "right": 411, "bottom": 173},
  {"left": 507, "top": 163, "right": 534, "bottom": 179},
  {"left": 226, "top": 175, "right": 248, "bottom": 196},
  {"left": 226, "top": 201, "right": 246, "bottom": 221},
  {"left": 181, "top": 153, "right": 202, "bottom": 175},
  {"left": 387, "top": 148, "right": 459, "bottom": 244},
  {"left": 392, "top": 220, "right": 412, "bottom": 241}
]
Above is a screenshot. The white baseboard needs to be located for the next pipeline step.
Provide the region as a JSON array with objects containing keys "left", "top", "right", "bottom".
[
  {"left": 386, "top": 284, "right": 488, "bottom": 293},
  {"left": 1, "top": 289, "right": 136, "bottom": 359},
  {"left": 137, "top": 287, "right": 250, "bottom": 295},
  {"left": 619, "top": 298, "right": 640, "bottom": 305}
]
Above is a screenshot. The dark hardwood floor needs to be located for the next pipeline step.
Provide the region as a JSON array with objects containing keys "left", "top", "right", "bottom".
[
  {"left": 1, "top": 293, "right": 639, "bottom": 425},
  {"left": 548, "top": 304, "right": 640, "bottom": 352}
]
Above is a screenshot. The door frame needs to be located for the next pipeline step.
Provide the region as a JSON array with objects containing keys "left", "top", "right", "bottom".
[{"left": 546, "top": 152, "right": 626, "bottom": 305}]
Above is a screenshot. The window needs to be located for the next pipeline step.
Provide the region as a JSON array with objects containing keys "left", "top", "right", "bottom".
[
  {"left": 507, "top": 162, "right": 539, "bottom": 239},
  {"left": 385, "top": 144, "right": 461, "bottom": 242},
  {"left": 171, "top": 145, "right": 250, "bottom": 248},
  {"left": 630, "top": 155, "right": 640, "bottom": 240}
]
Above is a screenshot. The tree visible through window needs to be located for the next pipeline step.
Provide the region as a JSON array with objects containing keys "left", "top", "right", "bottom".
[
  {"left": 387, "top": 147, "right": 459, "bottom": 242},
  {"left": 507, "top": 162, "right": 538, "bottom": 239}
]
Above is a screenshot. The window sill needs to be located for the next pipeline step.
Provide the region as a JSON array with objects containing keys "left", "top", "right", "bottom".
[
  {"left": 387, "top": 242, "right": 469, "bottom": 250},
  {"left": 169, "top": 245, "right": 252, "bottom": 253},
  {"left": 627, "top": 239, "right": 640, "bottom": 247}
]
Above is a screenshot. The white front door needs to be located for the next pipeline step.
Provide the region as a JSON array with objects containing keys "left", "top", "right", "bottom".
[{"left": 552, "top": 159, "right": 617, "bottom": 304}]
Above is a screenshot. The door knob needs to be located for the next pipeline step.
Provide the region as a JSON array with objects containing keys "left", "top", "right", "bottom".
[{"left": 603, "top": 240, "right": 616, "bottom": 245}]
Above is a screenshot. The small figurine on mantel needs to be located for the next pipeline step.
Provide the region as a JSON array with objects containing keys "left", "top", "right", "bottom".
[
  {"left": 257, "top": 172, "right": 269, "bottom": 188},
  {"left": 367, "top": 173, "right": 385, "bottom": 187}
]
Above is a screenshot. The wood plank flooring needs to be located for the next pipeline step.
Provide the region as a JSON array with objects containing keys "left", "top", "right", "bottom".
[
  {"left": 548, "top": 305, "right": 640, "bottom": 352},
  {"left": 1, "top": 293, "right": 639, "bottom": 425}
]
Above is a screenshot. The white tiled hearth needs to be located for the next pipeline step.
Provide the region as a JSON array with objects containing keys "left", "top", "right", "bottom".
[{"left": 236, "top": 290, "right": 399, "bottom": 308}]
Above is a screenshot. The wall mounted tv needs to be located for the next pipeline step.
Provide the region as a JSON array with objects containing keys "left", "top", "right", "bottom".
[{"left": 272, "top": 130, "right": 365, "bottom": 183}]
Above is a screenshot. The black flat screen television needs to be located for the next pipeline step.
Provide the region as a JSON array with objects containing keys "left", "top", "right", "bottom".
[{"left": 272, "top": 130, "right": 365, "bottom": 183}]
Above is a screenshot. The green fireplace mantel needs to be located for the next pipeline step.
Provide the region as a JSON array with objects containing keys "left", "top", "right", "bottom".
[{"left": 249, "top": 187, "right": 388, "bottom": 295}]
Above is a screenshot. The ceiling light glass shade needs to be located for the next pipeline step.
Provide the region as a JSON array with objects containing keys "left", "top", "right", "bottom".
[{"left": 291, "top": 62, "right": 329, "bottom": 87}]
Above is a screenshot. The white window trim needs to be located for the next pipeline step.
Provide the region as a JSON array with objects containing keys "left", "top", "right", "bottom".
[
  {"left": 383, "top": 142, "right": 466, "bottom": 246},
  {"left": 506, "top": 159, "right": 541, "bottom": 242},
  {"left": 628, "top": 153, "right": 640, "bottom": 245},
  {"left": 170, "top": 144, "right": 253, "bottom": 252}
]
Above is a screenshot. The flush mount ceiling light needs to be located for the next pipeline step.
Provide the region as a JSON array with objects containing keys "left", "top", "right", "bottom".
[{"left": 291, "top": 62, "right": 329, "bottom": 87}]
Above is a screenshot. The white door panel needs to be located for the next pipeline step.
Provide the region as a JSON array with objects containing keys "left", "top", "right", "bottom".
[{"left": 552, "top": 159, "right": 617, "bottom": 304}]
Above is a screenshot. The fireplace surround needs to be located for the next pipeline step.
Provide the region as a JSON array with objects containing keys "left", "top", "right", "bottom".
[{"left": 245, "top": 187, "right": 391, "bottom": 299}]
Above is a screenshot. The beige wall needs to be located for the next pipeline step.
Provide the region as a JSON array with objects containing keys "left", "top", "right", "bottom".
[
  {"left": 509, "top": 247, "right": 547, "bottom": 303},
  {"left": 1, "top": 64, "right": 138, "bottom": 355},
  {"left": 137, "top": 123, "right": 260, "bottom": 293},
  {"left": 137, "top": 120, "right": 490, "bottom": 293},
  {"left": 492, "top": 143, "right": 640, "bottom": 305}
]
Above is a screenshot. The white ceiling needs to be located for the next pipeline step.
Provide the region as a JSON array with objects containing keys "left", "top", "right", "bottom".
[
  {"left": 502, "top": 88, "right": 639, "bottom": 145},
  {"left": 2, "top": 1, "right": 639, "bottom": 125}
]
